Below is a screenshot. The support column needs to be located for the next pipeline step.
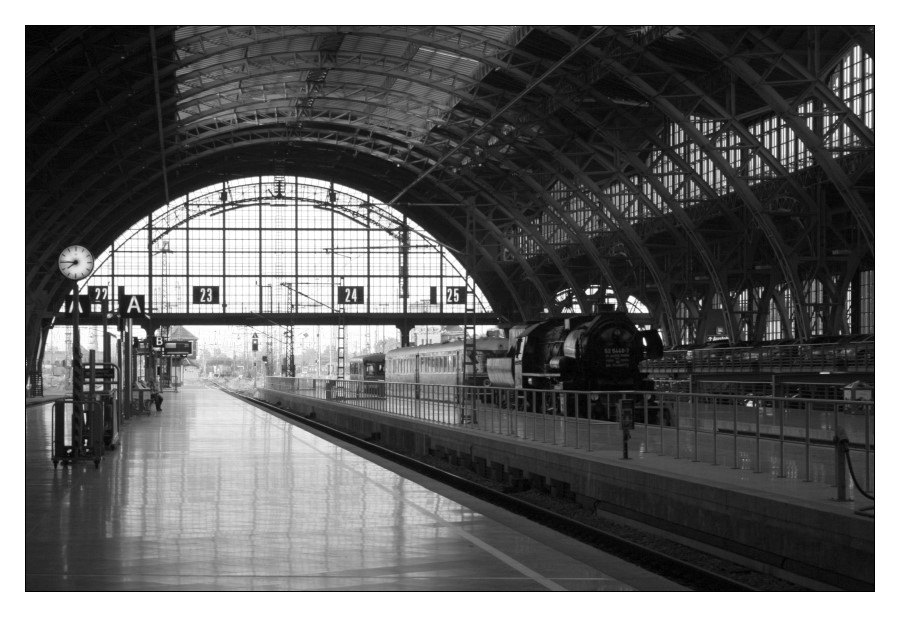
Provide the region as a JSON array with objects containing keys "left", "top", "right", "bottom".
[{"left": 398, "top": 323, "right": 410, "bottom": 347}]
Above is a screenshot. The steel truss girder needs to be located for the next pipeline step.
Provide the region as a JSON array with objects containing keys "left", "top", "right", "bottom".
[
  {"left": 170, "top": 26, "right": 546, "bottom": 141},
  {"left": 28, "top": 26, "right": 530, "bottom": 221},
  {"left": 175, "top": 59, "right": 487, "bottom": 135},
  {"left": 413, "top": 32, "right": 715, "bottom": 334},
  {"left": 176, "top": 132, "right": 541, "bottom": 321},
  {"left": 172, "top": 116, "right": 604, "bottom": 318},
  {"left": 27, "top": 23, "right": 555, "bottom": 257},
  {"left": 574, "top": 29, "right": 818, "bottom": 339},
  {"left": 689, "top": 27, "right": 874, "bottom": 253},
  {"left": 439, "top": 115, "right": 667, "bottom": 321},
  {"left": 28, "top": 26, "right": 874, "bottom": 345}
]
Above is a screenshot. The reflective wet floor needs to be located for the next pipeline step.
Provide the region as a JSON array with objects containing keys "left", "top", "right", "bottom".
[{"left": 25, "top": 385, "right": 681, "bottom": 591}]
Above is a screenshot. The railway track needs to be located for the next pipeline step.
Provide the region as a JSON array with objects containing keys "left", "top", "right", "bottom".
[{"left": 215, "top": 383, "right": 808, "bottom": 591}]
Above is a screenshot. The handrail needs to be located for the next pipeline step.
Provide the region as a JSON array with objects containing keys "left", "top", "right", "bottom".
[
  {"left": 644, "top": 341, "right": 874, "bottom": 375},
  {"left": 258, "top": 375, "right": 875, "bottom": 497}
]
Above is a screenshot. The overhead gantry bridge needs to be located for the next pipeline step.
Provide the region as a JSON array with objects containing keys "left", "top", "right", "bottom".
[{"left": 55, "top": 310, "right": 504, "bottom": 330}]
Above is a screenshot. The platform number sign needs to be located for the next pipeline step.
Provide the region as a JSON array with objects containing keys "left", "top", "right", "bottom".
[
  {"left": 445, "top": 286, "right": 467, "bottom": 304},
  {"left": 337, "top": 286, "right": 365, "bottom": 304},
  {"left": 192, "top": 285, "right": 220, "bottom": 304},
  {"left": 88, "top": 286, "right": 109, "bottom": 303},
  {"left": 64, "top": 295, "right": 92, "bottom": 314},
  {"left": 118, "top": 294, "right": 145, "bottom": 317}
]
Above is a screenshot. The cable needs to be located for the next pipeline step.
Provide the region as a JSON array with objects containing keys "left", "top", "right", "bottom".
[{"left": 844, "top": 449, "right": 875, "bottom": 501}]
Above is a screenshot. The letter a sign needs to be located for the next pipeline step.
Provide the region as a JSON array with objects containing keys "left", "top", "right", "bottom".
[{"left": 119, "top": 294, "right": 146, "bottom": 317}]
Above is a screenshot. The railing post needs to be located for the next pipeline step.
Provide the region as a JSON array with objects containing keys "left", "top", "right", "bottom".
[
  {"left": 732, "top": 397, "right": 738, "bottom": 469},
  {"left": 618, "top": 398, "right": 634, "bottom": 460},
  {"left": 865, "top": 402, "right": 872, "bottom": 493},
  {"left": 778, "top": 399, "right": 786, "bottom": 478},
  {"left": 674, "top": 393, "right": 681, "bottom": 459},
  {"left": 560, "top": 392, "right": 566, "bottom": 447},
  {"left": 573, "top": 393, "right": 579, "bottom": 450},
  {"left": 755, "top": 401, "right": 761, "bottom": 474},
  {"left": 804, "top": 402, "right": 812, "bottom": 482},
  {"left": 691, "top": 385, "right": 698, "bottom": 462},
  {"left": 643, "top": 394, "right": 649, "bottom": 445},
  {"left": 711, "top": 393, "right": 718, "bottom": 466},
  {"left": 834, "top": 426, "right": 850, "bottom": 501},
  {"left": 586, "top": 393, "right": 592, "bottom": 452}
]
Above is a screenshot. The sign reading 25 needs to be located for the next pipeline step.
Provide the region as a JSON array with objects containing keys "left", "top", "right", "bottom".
[{"left": 445, "top": 286, "right": 467, "bottom": 304}]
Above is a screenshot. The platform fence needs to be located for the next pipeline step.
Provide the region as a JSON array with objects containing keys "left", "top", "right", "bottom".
[{"left": 262, "top": 376, "right": 875, "bottom": 497}]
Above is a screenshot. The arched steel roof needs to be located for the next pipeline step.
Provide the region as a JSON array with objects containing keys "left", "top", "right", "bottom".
[{"left": 26, "top": 25, "right": 875, "bottom": 342}]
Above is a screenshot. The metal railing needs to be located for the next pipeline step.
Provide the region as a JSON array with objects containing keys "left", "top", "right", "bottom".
[
  {"left": 264, "top": 376, "right": 875, "bottom": 497},
  {"left": 645, "top": 341, "right": 875, "bottom": 375}
]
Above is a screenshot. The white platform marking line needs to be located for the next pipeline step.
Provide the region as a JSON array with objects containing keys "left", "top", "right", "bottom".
[
  {"left": 373, "top": 479, "right": 568, "bottom": 591},
  {"left": 421, "top": 517, "right": 569, "bottom": 591},
  {"left": 271, "top": 418, "right": 569, "bottom": 591}
]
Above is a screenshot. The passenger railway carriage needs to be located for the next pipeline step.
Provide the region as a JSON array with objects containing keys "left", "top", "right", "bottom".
[
  {"left": 347, "top": 353, "right": 386, "bottom": 396},
  {"left": 385, "top": 336, "right": 509, "bottom": 396}
]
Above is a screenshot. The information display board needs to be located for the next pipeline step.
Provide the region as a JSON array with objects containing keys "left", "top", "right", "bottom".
[{"left": 163, "top": 341, "right": 193, "bottom": 356}]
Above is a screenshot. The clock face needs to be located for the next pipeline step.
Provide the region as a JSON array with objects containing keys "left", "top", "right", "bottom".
[{"left": 58, "top": 245, "right": 95, "bottom": 281}]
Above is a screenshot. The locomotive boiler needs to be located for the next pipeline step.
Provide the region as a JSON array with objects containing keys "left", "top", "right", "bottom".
[{"left": 486, "top": 312, "right": 665, "bottom": 419}]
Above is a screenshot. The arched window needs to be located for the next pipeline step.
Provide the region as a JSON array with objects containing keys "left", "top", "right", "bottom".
[{"left": 86, "top": 176, "right": 493, "bottom": 317}]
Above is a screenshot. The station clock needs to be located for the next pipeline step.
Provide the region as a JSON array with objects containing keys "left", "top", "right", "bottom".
[{"left": 58, "top": 245, "right": 95, "bottom": 281}]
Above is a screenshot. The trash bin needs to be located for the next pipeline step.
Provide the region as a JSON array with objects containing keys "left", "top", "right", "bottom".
[{"left": 842, "top": 380, "right": 873, "bottom": 414}]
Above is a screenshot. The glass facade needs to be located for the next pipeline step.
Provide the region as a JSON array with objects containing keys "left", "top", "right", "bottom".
[{"left": 86, "top": 176, "right": 492, "bottom": 317}]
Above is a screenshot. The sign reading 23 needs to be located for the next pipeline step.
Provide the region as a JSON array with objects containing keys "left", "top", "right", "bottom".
[{"left": 192, "top": 286, "right": 220, "bottom": 304}]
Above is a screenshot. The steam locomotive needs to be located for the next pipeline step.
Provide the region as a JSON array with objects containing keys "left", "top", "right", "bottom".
[
  {"left": 361, "top": 311, "right": 666, "bottom": 422},
  {"left": 487, "top": 313, "right": 663, "bottom": 390},
  {"left": 486, "top": 312, "right": 666, "bottom": 421}
]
